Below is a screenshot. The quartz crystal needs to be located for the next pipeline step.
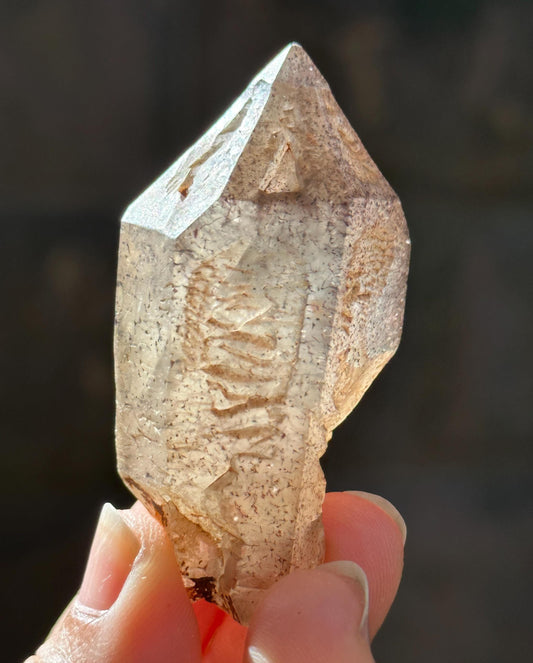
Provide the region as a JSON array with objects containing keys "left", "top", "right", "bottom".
[{"left": 115, "top": 43, "right": 410, "bottom": 624}]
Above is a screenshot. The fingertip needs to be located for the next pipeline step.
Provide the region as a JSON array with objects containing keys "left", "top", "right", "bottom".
[
  {"left": 322, "top": 491, "right": 405, "bottom": 638},
  {"left": 32, "top": 501, "right": 202, "bottom": 663},
  {"left": 346, "top": 491, "right": 407, "bottom": 544},
  {"left": 245, "top": 565, "right": 373, "bottom": 663},
  {"left": 78, "top": 503, "right": 140, "bottom": 611},
  {"left": 107, "top": 502, "right": 201, "bottom": 662},
  {"left": 319, "top": 561, "right": 370, "bottom": 637}
]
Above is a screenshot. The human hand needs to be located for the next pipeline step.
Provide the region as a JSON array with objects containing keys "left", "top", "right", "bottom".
[{"left": 25, "top": 491, "right": 405, "bottom": 662}]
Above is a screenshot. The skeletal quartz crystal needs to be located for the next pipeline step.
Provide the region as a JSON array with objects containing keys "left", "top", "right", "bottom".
[{"left": 115, "top": 43, "right": 409, "bottom": 624}]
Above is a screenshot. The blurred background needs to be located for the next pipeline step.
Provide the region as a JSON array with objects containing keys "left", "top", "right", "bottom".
[{"left": 1, "top": 0, "right": 532, "bottom": 660}]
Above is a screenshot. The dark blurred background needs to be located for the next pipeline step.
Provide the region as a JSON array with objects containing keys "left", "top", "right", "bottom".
[{"left": 1, "top": 1, "right": 532, "bottom": 660}]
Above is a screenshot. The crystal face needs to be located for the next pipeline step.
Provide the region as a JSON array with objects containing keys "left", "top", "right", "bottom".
[{"left": 115, "top": 43, "right": 410, "bottom": 624}]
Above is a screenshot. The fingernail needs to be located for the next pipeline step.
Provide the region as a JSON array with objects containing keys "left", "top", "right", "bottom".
[
  {"left": 319, "top": 560, "right": 369, "bottom": 636},
  {"left": 248, "top": 646, "right": 271, "bottom": 663},
  {"left": 347, "top": 490, "right": 407, "bottom": 544},
  {"left": 79, "top": 503, "right": 140, "bottom": 610}
]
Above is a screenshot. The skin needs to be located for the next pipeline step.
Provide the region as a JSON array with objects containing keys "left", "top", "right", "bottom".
[{"left": 25, "top": 491, "right": 405, "bottom": 663}]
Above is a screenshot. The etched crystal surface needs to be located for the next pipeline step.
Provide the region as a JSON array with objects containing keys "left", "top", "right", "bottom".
[{"left": 115, "top": 43, "right": 410, "bottom": 624}]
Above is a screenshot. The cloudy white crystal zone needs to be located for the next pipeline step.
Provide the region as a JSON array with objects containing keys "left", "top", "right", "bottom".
[{"left": 121, "top": 46, "right": 296, "bottom": 239}]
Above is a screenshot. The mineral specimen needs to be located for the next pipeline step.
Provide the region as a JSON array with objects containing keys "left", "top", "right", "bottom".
[{"left": 115, "top": 42, "right": 410, "bottom": 624}]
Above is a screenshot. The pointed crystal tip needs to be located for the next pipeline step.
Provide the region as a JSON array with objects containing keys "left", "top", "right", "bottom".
[{"left": 254, "top": 42, "right": 328, "bottom": 89}]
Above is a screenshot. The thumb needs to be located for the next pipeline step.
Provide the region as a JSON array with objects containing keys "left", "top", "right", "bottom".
[
  {"left": 245, "top": 561, "right": 374, "bottom": 663},
  {"left": 25, "top": 502, "right": 201, "bottom": 663}
]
